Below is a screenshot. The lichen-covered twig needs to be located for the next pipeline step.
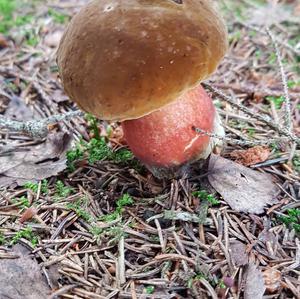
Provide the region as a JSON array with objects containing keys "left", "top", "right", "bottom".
[
  {"left": 193, "top": 127, "right": 287, "bottom": 147},
  {"left": 0, "top": 111, "right": 83, "bottom": 138},
  {"left": 203, "top": 83, "right": 300, "bottom": 146},
  {"left": 266, "top": 27, "right": 292, "bottom": 133}
]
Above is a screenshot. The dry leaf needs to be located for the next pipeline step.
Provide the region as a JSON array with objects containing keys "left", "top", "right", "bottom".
[
  {"left": 258, "top": 229, "right": 277, "bottom": 246},
  {"left": 4, "top": 95, "right": 37, "bottom": 121},
  {"left": 263, "top": 268, "right": 282, "bottom": 293},
  {"left": 208, "top": 154, "right": 279, "bottom": 214},
  {"left": 0, "top": 34, "right": 8, "bottom": 48},
  {"left": 19, "top": 207, "right": 37, "bottom": 223},
  {"left": 0, "top": 131, "right": 72, "bottom": 188},
  {"left": 230, "top": 240, "right": 249, "bottom": 267},
  {"left": 244, "top": 263, "right": 266, "bottom": 299},
  {"left": 0, "top": 244, "right": 51, "bottom": 299},
  {"left": 230, "top": 146, "right": 270, "bottom": 166}
]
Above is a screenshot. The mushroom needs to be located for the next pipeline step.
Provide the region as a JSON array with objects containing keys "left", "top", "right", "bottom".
[
  {"left": 122, "top": 84, "right": 224, "bottom": 178},
  {"left": 57, "top": 0, "right": 228, "bottom": 177}
]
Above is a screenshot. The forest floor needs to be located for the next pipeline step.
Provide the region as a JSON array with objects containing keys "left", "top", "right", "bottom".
[{"left": 0, "top": 0, "right": 299, "bottom": 298}]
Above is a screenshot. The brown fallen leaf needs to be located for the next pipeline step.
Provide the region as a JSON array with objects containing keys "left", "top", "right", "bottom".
[
  {"left": 19, "top": 207, "right": 37, "bottom": 223},
  {"left": 0, "top": 33, "right": 9, "bottom": 48},
  {"left": 208, "top": 154, "right": 279, "bottom": 214},
  {"left": 0, "top": 131, "right": 72, "bottom": 188},
  {"left": 230, "top": 146, "right": 270, "bottom": 166},
  {"left": 230, "top": 240, "right": 249, "bottom": 267},
  {"left": 263, "top": 268, "right": 282, "bottom": 293},
  {"left": 0, "top": 244, "right": 51, "bottom": 299}
]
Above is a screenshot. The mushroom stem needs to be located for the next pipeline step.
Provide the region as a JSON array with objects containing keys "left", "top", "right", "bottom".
[{"left": 122, "top": 85, "right": 224, "bottom": 178}]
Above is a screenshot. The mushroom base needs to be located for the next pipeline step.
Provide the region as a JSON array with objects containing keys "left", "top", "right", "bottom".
[{"left": 145, "top": 158, "right": 208, "bottom": 180}]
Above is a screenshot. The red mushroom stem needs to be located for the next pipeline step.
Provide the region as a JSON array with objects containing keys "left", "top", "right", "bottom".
[{"left": 122, "top": 85, "right": 224, "bottom": 178}]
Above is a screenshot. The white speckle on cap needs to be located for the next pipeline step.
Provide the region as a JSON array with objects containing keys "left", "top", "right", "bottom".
[
  {"left": 141, "top": 31, "right": 148, "bottom": 37},
  {"left": 103, "top": 5, "right": 114, "bottom": 12}
]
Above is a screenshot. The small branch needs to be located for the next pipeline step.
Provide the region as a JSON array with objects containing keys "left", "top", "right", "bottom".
[
  {"left": 0, "top": 111, "right": 83, "bottom": 138},
  {"left": 266, "top": 27, "right": 292, "bottom": 133},
  {"left": 193, "top": 127, "right": 286, "bottom": 147},
  {"left": 203, "top": 83, "right": 300, "bottom": 146},
  {"left": 117, "top": 235, "right": 126, "bottom": 286}
]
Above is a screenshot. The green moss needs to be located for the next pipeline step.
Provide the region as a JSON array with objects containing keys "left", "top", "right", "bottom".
[
  {"left": 87, "top": 138, "right": 112, "bottom": 163},
  {"left": 0, "top": 232, "right": 5, "bottom": 245},
  {"left": 12, "top": 196, "right": 30, "bottom": 210},
  {"left": 278, "top": 209, "right": 300, "bottom": 232},
  {"left": 11, "top": 226, "right": 38, "bottom": 247},
  {"left": 188, "top": 272, "right": 208, "bottom": 289},
  {"left": 99, "top": 194, "right": 133, "bottom": 222},
  {"left": 145, "top": 286, "right": 155, "bottom": 294},
  {"left": 66, "top": 198, "right": 93, "bottom": 222},
  {"left": 66, "top": 137, "right": 135, "bottom": 171},
  {"left": 266, "top": 96, "right": 285, "bottom": 110},
  {"left": 48, "top": 8, "right": 68, "bottom": 24},
  {"left": 24, "top": 179, "right": 48, "bottom": 195},
  {"left": 293, "top": 156, "right": 300, "bottom": 173},
  {"left": 0, "top": 0, "right": 33, "bottom": 34},
  {"left": 85, "top": 113, "right": 100, "bottom": 140},
  {"left": 287, "top": 80, "right": 300, "bottom": 89},
  {"left": 55, "top": 180, "right": 74, "bottom": 198},
  {"left": 193, "top": 190, "right": 220, "bottom": 206},
  {"left": 66, "top": 140, "right": 86, "bottom": 172}
]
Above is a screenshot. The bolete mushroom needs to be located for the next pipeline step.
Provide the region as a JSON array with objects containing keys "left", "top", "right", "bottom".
[{"left": 57, "top": 0, "right": 228, "bottom": 177}]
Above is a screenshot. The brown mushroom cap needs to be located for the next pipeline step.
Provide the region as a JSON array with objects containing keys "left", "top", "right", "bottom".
[{"left": 57, "top": 0, "right": 228, "bottom": 121}]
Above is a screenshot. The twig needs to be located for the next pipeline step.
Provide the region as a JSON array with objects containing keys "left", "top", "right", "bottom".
[
  {"left": 0, "top": 111, "right": 83, "bottom": 138},
  {"left": 117, "top": 235, "right": 126, "bottom": 286},
  {"left": 199, "top": 278, "right": 218, "bottom": 299},
  {"left": 48, "top": 285, "right": 77, "bottom": 299},
  {"left": 193, "top": 127, "right": 287, "bottom": 147},
  {"left": 203, "top": 83, "right": 300, "bottom": 146},
  {"left": 266, "top": 27, "right": 292, "bottom": 133}
]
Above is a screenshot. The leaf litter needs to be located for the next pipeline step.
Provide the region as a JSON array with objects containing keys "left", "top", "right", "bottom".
[
  {"left": 0, "top": 244, "right": 51, "bottom": 299},
  {"left": 0, "top": 0, "right": 299, "bottom": 298},
  {"left": 244, "top": 263, "right": 266, "bottom": 299},
  {"left": 208, "top": 154, "right": 279, "bottom": 214},
  {"left": 0, "top": 131, "right": 73, "bottom": 187}
]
